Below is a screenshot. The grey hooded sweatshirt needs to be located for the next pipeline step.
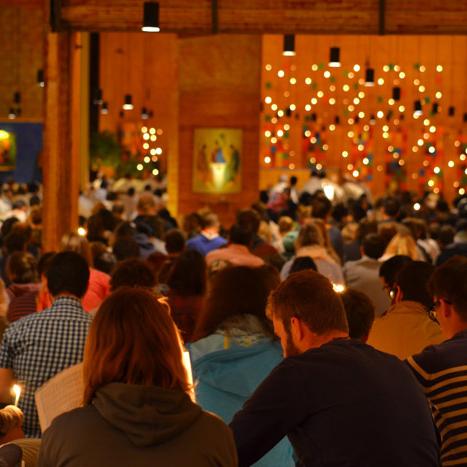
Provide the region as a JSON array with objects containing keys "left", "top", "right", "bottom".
[{"left": 38, "top": 383, "right": 237, "bottom": 467}]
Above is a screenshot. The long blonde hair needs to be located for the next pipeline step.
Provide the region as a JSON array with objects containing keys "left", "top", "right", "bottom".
[{"left": 384, "top": 228, "right": 421, "bottom": 260}]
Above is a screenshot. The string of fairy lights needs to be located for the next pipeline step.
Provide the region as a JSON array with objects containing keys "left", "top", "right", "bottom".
[{"left": 261, "top": 36, "right": 467, "bottom": 196}]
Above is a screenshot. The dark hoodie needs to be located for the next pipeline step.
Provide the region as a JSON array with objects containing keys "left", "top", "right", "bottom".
[{"left": 38, "top": 383, "right": 237, "bottom": 467}]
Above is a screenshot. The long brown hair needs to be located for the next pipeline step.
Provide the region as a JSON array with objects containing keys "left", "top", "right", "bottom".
[{"left": 83, "top": 287, "right": 189, "bottom": 404}]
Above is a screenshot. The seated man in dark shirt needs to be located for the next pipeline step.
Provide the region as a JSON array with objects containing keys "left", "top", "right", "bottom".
[{"left": 230, "top": 270, "right": 440, "bottom": 467}]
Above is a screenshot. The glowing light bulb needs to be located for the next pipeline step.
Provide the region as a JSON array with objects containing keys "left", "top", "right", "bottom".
[
  {"left": 436, "top": 65, "right": 443, "bottom": 72},
  {"left": 277, "top": 70, "right": 285, "bottom": 78},
  {"left": 353, "top": 64, "right": 361, "bottom": 72},
  {"left": 265, "top": 96, "right": 272, "bottom": 104}
]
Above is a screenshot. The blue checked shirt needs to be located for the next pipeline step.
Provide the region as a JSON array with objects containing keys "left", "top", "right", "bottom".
[{"left": 0, "top": 296, "right": 92, "bottom": 437}]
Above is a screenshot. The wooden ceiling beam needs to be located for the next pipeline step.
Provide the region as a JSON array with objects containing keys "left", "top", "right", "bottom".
[{"left": 56, "top": 0, "right": 467, "bottom": 34}]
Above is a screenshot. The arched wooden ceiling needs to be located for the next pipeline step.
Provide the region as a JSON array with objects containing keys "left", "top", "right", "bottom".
[{"left": 52, "top": 0, "right": 467, "bottom": 35}]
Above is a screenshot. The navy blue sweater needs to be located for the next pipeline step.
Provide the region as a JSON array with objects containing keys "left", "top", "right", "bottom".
[{"left": 230, "top": 338, "right": 440, "bottom": 467}]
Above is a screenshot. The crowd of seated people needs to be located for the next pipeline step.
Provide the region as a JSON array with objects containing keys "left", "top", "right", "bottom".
[{"left": 0, "top": 174, "right": 465, "bottom": 466}]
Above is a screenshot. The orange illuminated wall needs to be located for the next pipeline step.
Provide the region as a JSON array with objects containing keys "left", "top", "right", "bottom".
[{"left": 260, "top": 35, "right": 467, "bottom": 200}]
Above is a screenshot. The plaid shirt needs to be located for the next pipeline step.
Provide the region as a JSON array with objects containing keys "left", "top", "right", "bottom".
[{"left": 0, "top": 296, "right": 92, "bottom": 437}]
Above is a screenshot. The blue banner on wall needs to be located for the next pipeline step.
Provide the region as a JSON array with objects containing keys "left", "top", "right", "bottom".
[{"left": 0, "top": 122, "right": 42, "bottom": 183}]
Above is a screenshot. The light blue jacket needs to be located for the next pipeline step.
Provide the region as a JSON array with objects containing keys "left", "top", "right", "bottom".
[{"left": 189, "top": 338, "right": 295, "bottom": 467}]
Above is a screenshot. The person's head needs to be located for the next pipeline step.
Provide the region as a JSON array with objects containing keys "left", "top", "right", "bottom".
[
  {"left": 311, "top": 195, "right": 332, "bottom": 220},
  {"left": 278, "top": 216, "right": 294, "bottom": 235},
  {"left": 267, "top": 270, "right": 348, "bottom": 357},
  {"left": 295, "top": 222, "right": 324, "bottom": 250},
  {"left": 6, "top": 252, "right": 38, "bottom": 284},
  {"left": 383, "top": 228, "right": 420, "bottom": 260},
  {"left": 0, "top": 405, "right": 24, "bottom": 444},
  {"left": 137, "top": 192, "right": 158, "bottom": 215},
  {"left": 428, "top": 256, "right": 467, "bottom": 338},
  {"left": 200, "top": 212, "right": 220, "bottom": 232},
  {"left": 110, "top": 259, "right": 156, "bottom": 292},
  {"left": 290, "top": 175, "right": 298, "bottom": 187},
  {"left": 229, "top": 224, "right": 254, "bottom": 247},
  {"left": 83, "top": 288, "right": 189, "bottom": 404},
  {"left": 112, "top": 236, "right": 140, "bottom": 261},
  {"left": 379, "top": 255, "right": 413, "bottom": 298},
  {"left": 111, "top": 200, "right": 125, "bottom": 219},
  {"left": 438, "top": 225, "right": 455, "bottom": 249},
  {"left": 403, "top": 218, "right": 428, "bottom": 240},
  {"left": 164, "top": 229, "right": 186, "bottom": 255},
  {"left": 340, "top": 289, "right": 375, "bottom": 342},
  {"left": 362, "top": 233, "right": 385, "bottom": 260},
  {"left": 236, "top": 209, "right": 261, "bottom": 235},
  {"left": 46, "top": 251, "right": 90, "bottom": 299},
  {"left": 383, "top": 197, "right": 400, "bottom": 219},
  {"left": 394, "top": 261, "right": 435, "bottom": 309},
  {"left": 61, "top": 232, "right": 93, "bottom": 266},
  {"left": 167, "top": 249, "right": 207, "bottom": 297},
  {"left": 194, "top": 265, "right": 279, "bottom": 341},
  {"left": 289, "top": 256, "right": 317, "bottom": 275}
]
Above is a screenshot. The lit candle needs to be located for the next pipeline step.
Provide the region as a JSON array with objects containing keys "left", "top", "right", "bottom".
[{"left": 12, "top": 384, "right": 21, "bottom": 407}]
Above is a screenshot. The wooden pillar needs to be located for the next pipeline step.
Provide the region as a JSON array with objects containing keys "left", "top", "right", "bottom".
[{"left": 43, "top": 32, "right": 84, "bottom": 251}]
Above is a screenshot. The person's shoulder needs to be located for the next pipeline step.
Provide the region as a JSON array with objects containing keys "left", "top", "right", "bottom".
[
  {"left": 44, "top": 405, "right": 97, "bottom": 436},
  {"left": 195, "top": 409, "right": 232, "bottom": 435}
]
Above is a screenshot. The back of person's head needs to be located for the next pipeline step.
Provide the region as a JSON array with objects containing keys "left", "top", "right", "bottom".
[
  {"left": 403, "top": 218, "right": 428, "bottom": 240},
  {"left": 194, "top": 265, "right": 279, "bottom": 340},
  {"left": 296, "top": 222, "right": 323, "bottom": 249},
  {"left": 383, "top": 228, "right": 420, "bottom": 260},
  {"left": 377, "top": 221, "right": 399, "bottom": 249},
  {"left": 438, "top": 225, "right": 456, "bottom": 248},
  {"left": 112, "top": 236, "right": 140, "bottom": 261},
  {"left": 200, "top": 212, "right": 219, "bottom": 230},
  {"left": 384, "top": 197, "right": 400, "bottom": 218},
  {"left": 268, "top": 270, "right": 348, "bottom": 335},
  {"left": 46, "top": 251, "right": 90, "bottom": 298},
  {"left": 83, "top": 287, "right": 189, "bottom": 404},
  {"left": 164, "top": 229, "right": 185, "bottom": 255},
  {"left": 395, "top": 261, "right": 435, "bottom": 309},
  {"left": 278, "top": 216, "right": 294, "bottom": 234},
  {"left": 362, "top": 233, "right": 385, "bottom": 260},
  {"left": 311, "top": 195, "right": 332, "bottom": 220},
  {"left": 289, "top": 256, "right": 317, "bottom": 275},
  {"left": 110, "top": 259, "right": 156, "bottom": 292},
  {"left": 290, "top": 175, "right": 298, "bottom": 186},
  {"left": 137, "top": 192, "right": 158, "bottom": 215},
  {"left": 111, "top": 200, "right": 125, "bottom": 217},
  {"left": 167, "top": 249, "right": 207, "bottom": 297},
  {"left": 379, "top": 255, "right": 413, "bottom": 289},
  {"left": 340, "top": 289, "right": 375, "bottom": 342},
  {"left": 428, "top": 256, "right": 467, "bottom": 321},
  {"left": 229, "top": 224, "right": 253, "bottom": 247},
  {"left": 0, "top": 405, "right": 23, "bottom": 444},
  {"left": 61, "top": 232, "right": 93, "bottom": 266},
  {"left": 236, "top": 209, "right": 260, "bottom": 234},
  {"left": 6, "top": 252, "right": 38, "bottom": 284}
]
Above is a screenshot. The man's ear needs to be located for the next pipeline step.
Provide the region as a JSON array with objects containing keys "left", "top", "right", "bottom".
[
  {"left": 395, "top": 286, "right": 403, "bottom": 303},
  {"left": 441, "top": 300, "right": 453, "bottom": 319},
  {"left": 290, "top": 316, "right": 305, "bottom": 341}
]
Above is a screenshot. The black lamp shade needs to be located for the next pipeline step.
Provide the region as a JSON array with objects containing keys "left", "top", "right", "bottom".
[
  {"left": 141, "top": 107, "right": 149, "bottom": 119},
  {"left": 464, "top": 112, "right": 467, "bottom": 123},
  {"left": 142, "top": 2, "right": 160, "bottom": 32},
  {"left": 13, "top": 92, "right": 21, "bottom": 104},
  {"left": 283, "top": 35, "right": 295, "bottom": 56},
  {"left": 364, "top": 68, "right": 375, "bottom": 86},
  {"left": 334, "top": 115, "right": 340, "bottom": 124},
  {"left": 414, "top": 100, "right": 423, "bottom": 115},
  {"left": 311, "top": 112, "right": 317, "bottom": 122},
  {"left": 448, "top": 106, "right": 455, "bottom": 117},
  {"left": 37, "top": 69, "right": 45, "bottom": 87},
  {"left": 123, "top": 94, "right": 134, "bottom": 110},
  {"left": 329, "top": 47, "right": 340, "bottom": 67},
  {"left": 101, "top": 102, "right": 109, "bottom": 115},
  {"left": 392, "top": 86, "right": 401, "bottom": 101},
  {"left": 432, "top": 103, "right": 439, "bottom": 115},
  {"left": 94, "top": 88, "right": 103, "bottom": 105}
]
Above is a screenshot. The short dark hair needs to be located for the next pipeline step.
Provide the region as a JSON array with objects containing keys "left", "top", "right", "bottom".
[
  {"left": 340, "top": 289, "right": 375, "bottom": 341},
  {"left": 200, "top": 213, "right": 219, "bottom": 230},
  {"left": 6, "top": 252, "right": 38, "bottom": 284},
  {"left": 362, "top": 234, "right": 385, "bottom": 259},
  {"left": 379, "top": 255, "right": 412, "bottom": 289},
  {"left": 236, "top": 209, "right": 260, "bottom": 234},
  {"left": 428, "top": 256, "right": 467, "bottom": 320},
  {"left": 395, "top": 261, "right": 435, "bottom": 309},
  {"left": 113, "top": 236, "right": 140, "bottom": 261},
  {"left": 46, "top": 251, "right": 90, "bottom": 298},
  {"left": 311, "top": 196, "right": 332, "bottom": 220},
  {"left": 164, "top": 229, "right": 186, "bottom": 255},
  {"left": 167, "top": 249, "right": 207, "bottom": 297},
  {"left": 110, "top": 259, "right": 156, "bottom": 292},
  {"left": 229, "top": 224, "right": 253, "bottom": 246},
  {"left": 289, "top": 256, "right": 317, "bottom": 275},
  {"left": 268, "top": 270, "right": 348, "bottom": 335},
  {"left": 384, "top": 197, "right": 400, "bottom": 218}
]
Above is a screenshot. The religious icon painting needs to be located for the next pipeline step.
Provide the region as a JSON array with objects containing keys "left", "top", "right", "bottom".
[{"left": 192, "top": 128, "right": 242, "bottom": 194}]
